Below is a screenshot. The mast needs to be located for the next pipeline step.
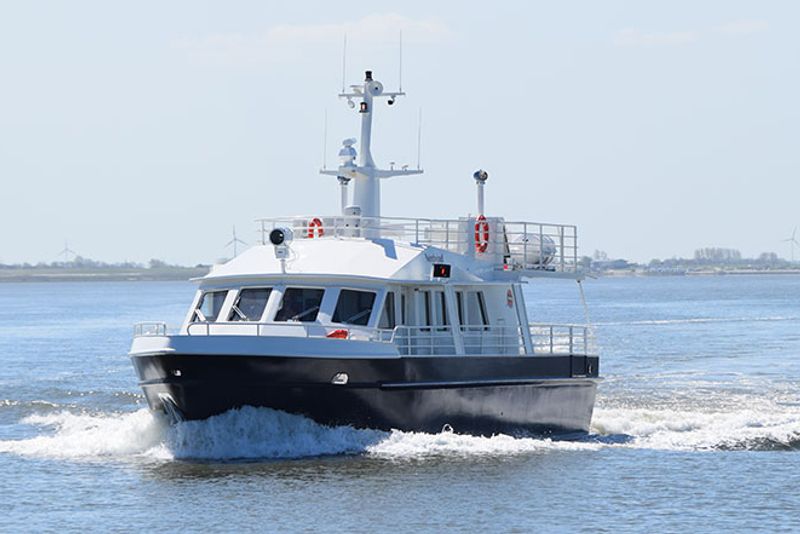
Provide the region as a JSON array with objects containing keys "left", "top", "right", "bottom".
[{"left": 321, "top": 70, "right": 422, "bottom": 219}]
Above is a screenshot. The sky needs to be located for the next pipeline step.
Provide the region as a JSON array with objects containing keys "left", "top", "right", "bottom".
[{"left": 1, "top": 1, "right": 798, "bottom": 265}]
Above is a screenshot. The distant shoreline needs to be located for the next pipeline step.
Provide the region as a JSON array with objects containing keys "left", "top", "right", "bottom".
[
  {"left": 0, "top": 267, "right": 210, "bottom": 283},
  {"left": 599, "top": 268, "right": 800, "bottom": 277},
  {"left": 2, "top": 266, "right": 799, "bottom": 283}
]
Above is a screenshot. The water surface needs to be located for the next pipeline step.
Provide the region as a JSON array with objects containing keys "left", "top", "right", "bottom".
[{"left": 1, "top": 276, "right": 798, "bottom": 532}]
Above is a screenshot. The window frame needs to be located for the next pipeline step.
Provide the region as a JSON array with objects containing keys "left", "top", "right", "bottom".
[
  {"left": 227, "top": 286, "right": 273, "bottom": 323},
  {"left": 191, "top": 289, "right": 229, "bottom": 323},
  {"left": 273, "top": 286, "right": 326, "bottom": 323},
  {"left": 332, "top": 288, "right": 378, "bottom": 327}
]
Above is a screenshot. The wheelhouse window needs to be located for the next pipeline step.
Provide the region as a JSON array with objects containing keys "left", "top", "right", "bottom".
[
  {"left": 192, "top": 290, "right": 227, "bottom": 322},
  {"left": 457, "top": 290, "right": 489, "bottom": 327},
  {"left": 378, "top": 292, "right": 396, "bottom": 329},
  {"left": 420, "top": 290, "right": 448, "bottom": 331},
  {"left": 228, "top": 288, "right": 272, "bottom": 322},
  {"left": 275, "top": 288, "right": 324, "bottom": 322},
  {"left": 333, "top": 289, "right": 376, "bottom": 326}
]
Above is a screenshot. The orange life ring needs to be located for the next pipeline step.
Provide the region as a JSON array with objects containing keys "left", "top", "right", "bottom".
[
  {"left": 475, "top": 215, "right": 489, "bottom": 253},
  {"left": 307, "top": 217, "right": 324, "bottom": 238}
]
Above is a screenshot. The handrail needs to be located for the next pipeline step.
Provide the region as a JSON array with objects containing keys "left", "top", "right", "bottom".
[
  {"left": 134, "top": 320, "right": 595, "bottom": 356},
  {"left": 255, "top": 215, "right": 579, "bottom": 274},
  {"left": 133, "top": 322, "right": 167, "bottom": 337}
]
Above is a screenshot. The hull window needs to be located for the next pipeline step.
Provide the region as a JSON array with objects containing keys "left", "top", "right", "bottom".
[
  {"left": 228, "top": 288, "right": 272, "bottom": 322},
  {"left": 275, "top": 288, "right": 324, "bottom": 322},
  {"left": 192, "top": 290, "right": 227, "bottom": 322},
  {"left": 333, "top": 289, "right": 377, "bottom": 326}
]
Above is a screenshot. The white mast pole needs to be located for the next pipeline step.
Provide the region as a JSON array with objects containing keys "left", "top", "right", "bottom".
[
  {"left": 320, "top": 69, "right": 423, "bottom": 229},
  {"left": 354, "top": 71, "right": 379, "bottom": 218}
]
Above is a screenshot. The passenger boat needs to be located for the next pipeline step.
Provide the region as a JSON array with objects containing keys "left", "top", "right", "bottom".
[{"left": 129, "top": 70, "right": 600, "bottom": 435}]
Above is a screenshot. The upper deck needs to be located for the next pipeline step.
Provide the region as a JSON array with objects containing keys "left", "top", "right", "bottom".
[{"left": 255, "top": 215, "right": 580, "bottom": 279}]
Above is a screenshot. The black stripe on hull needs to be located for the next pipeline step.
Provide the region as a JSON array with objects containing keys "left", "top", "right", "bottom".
[{"left": 131, "top": 353, "right": 599, "bottom": 436}]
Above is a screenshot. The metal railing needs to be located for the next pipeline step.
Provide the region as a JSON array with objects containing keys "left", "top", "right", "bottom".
[
  {"left": 255, "top": 215, "right": 578, "bottom": 274},
  {"left": 529, "top": 324, "right": 594, "bottom": 356},
  {"left": 133, "top": 320, "right": 595, "bottom": 357},
  {"left": 133, "top": 322, "right": 167, "bottom": 337}
]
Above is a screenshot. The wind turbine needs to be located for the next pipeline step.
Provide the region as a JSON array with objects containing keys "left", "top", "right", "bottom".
[
  {"left": 225, "top": 226, "right": 247, "bottom": 257},
  {"left": 783, "top": 227, "right": 799, "bottom": 262},
  {"left": 57, "top": 240, "right": 78, "bottom": 262}
]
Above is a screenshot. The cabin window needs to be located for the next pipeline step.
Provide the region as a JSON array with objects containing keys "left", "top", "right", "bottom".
[
  {"left": 437, "top": 292, "right": 449, "bottom": 327},
  {"left": 459, "top": 290, "right": 488, "bottom": 326},
  {"left": 228, "top": 287, "right": 272, "bottom": 322},
  {"left": 275, "top": 288, "right": 324, "bottom": 322},
  {"left": 400, "top": 294, "right": 407, "bottom": 325},
  {"left": 378, "top": 292, "right": 396, "bottom": 329},
  {"left": 192, "top": 290, "right": 227, "bottom": 322},
  {"left": 423, "top": 291, "right": 432, "bottom": 327},
  {"left": 421, "top": 290, "right": 447, "bottom": 331},
  {"left": 333, "top": 289, "right": 376, "bottom": 326}
]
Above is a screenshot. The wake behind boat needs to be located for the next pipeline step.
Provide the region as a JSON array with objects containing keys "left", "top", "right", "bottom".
[{"left": 129, "top": 69, "right": 600, "bottom": 436}]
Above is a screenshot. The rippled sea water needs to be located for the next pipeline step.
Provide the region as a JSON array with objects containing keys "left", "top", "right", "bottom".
[{"left": 1, "top": 276, "right": 799, "bottom": 532}]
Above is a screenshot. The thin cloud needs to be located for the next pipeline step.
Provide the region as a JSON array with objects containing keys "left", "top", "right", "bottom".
[
  {"left": 713, "top": 19, "right": 769, "bottom": 36},
  {"left": 615, "top": 28, "right": 698, "bottom": 47},
  {"left": 174, "top": 13, "right": 454, "bottom": 63}
]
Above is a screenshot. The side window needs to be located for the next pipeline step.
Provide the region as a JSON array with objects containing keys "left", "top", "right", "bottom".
[
  {"left": 333, "top": 289, "right": 376, "bottom": 326},
  {"left": 456, "top": 291, "right": 464, "bottom": 325},
  {"left": 229, "top": 288, "right": 272, "bottom": 322},
  {"left": 192, "top": 290, "right": 227, "bottom": 322},
  {"left": 466, "top": 291, "right": 489, "bottom": 326},
  {"left": 275, "top": 288, "right": 324, "bottom": 322},
  {"left": 436, "top": 292, "right": 449, "bottom": 327},
  {"left": 378, "top": 292, "right": 396, "bottom": 329}
]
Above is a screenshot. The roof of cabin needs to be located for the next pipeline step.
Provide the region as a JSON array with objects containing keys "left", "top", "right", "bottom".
[{"left": 201, "top": 237, "right": 488, "bottom": 284}]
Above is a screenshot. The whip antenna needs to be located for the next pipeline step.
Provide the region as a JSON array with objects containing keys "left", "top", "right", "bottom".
[
  {"left": 416, "top": 107, "right": 423, "bottom": 169},
  {"left": 398, "top": 30, "right": 403, "bottom": 92},
  {"left": 322, "top": 109, "right": 328, "bottom": 170},
  {"left": 341, "top": 35, "right": 347, "bottom": 93}
]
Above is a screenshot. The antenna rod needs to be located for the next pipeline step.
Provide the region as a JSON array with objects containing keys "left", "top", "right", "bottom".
[
  {"left": 341, "top": 35, "right": 347, "bottom": 93},
  {"left": 416, "top": 107, "right": 423, "bottom": 169},
  {"left": 322, "top": 109, "right": 328, "bottom": 170},
  {"left": 398, "top": 31, "right": 403, "bottom": 92}
]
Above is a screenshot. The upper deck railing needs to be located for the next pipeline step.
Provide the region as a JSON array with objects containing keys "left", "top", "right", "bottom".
[
  {"left": 133, "top": 321, "right": 596, "bottom": 357},
  {"left": 256, "top": 215, "right": 579, "bottom": 275}
]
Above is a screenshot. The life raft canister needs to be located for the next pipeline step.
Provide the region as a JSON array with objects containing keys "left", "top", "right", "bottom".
[
  {"left": 307, "top": 217, "right": 325, "bottom": 238},
  {"left": 475, "top": 215, "right": 490, "bottom": 253}
]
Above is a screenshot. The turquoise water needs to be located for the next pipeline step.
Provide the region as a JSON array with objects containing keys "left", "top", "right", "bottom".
[{"left": 1, "top": 276, "right": 799, "bottom": 532}]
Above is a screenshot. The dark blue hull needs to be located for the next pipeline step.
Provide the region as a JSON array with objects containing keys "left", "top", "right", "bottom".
[{"left": 131, "top": 353, "right": 599, "bottom": 435}]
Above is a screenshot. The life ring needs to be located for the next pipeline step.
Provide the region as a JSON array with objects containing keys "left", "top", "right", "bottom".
[
  {"left": 307, "top": 217, "right": 324, "bottom": 238},
  {"left": 475, "top": 215, "right": 489, "bottom": 253}
]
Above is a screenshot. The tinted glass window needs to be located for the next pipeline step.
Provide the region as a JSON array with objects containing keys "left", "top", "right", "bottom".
[
  {"left": 229, "top": 288, "right": 272, "bottom": 322},
  {"left": 466, "top": 291, "right": 489, "bottom": 326},
  {"left": 378, "top": 292, "right": 396, "bottom": 329},
  {"left": 275, "top": 288, "right": 324, "bottom": 322},
  {"left": 193, "top": 290, "right": 227, "bottom": 322},
  {"left": 333, "top": 289, "right": 376, "bottom": 326}
]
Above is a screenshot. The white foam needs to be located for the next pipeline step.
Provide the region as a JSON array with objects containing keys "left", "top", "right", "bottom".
[
  {"left": 1, "top": 399, "right": 798, "bottom": 462},
  {"left": 0, "top": 409, "right": 166, "bottom": 459},
  {"left": 367, "top": 427, "right": 598, "bottom": 457},
  {"left": 592, "top": 403, "right": 800, "bottom": 451}
]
